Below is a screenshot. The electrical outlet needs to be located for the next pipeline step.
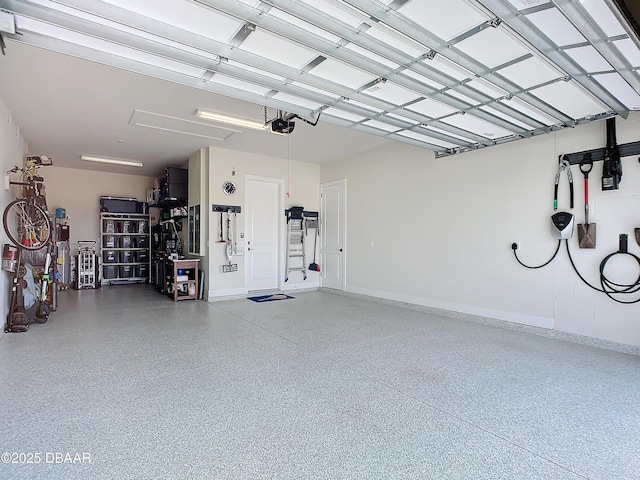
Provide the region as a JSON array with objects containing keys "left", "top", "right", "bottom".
[{"left": 511, "top": 242, "right": 520, "bottom": 250}]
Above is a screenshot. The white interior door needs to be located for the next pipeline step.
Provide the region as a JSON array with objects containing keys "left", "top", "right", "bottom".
[
  {"left": 245, "top": 177, "right": 282, "bottom": 291},
  {"left": 320, "top": 180, "right": 346, "bottom": 291}
]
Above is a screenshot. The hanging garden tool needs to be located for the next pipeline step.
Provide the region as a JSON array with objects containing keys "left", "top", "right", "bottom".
[
  {"left": 225, "top": 209, "right": 233, "bottom": 264},
  {"left": 602, "top": 118, "right": 622, "bottom": 191},
  {"left": 217, "top": 211, "right": 225, "bottom": 243},
  {"left": 554, "top": 158, "right": 574, "bottom": 211},
  {"left": 309, "top": 225, "right": 320, "bottom": 272},
  {"left": 577, "top": 156, "right": 596, "bottom": 249},
  {"left": 233, "top": 210, "right": 239, "bottom": 255}
]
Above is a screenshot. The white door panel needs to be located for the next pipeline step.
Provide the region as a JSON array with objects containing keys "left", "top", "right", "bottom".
[
  {"left": 320, "top": 180, "right": 345, "bottom": 290},
  {"left": 246, "top": 178, "right": 280, "bottom": 291}
]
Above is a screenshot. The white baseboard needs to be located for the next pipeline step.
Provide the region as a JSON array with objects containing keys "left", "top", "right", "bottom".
[
  {"left": 282, "top": 281, "right": 320, "bottom": 292},
  {"left": 345, "top": 286, "right": 554, "bottom": 329},
  {"left": 323, "top": 287, "right": 639, "bottom": 356},
  {"left": 207, "top": 288, "right": 247, "bottom": 302}
]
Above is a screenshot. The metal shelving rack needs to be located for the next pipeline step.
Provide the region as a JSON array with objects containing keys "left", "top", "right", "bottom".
[{"left": 100, "top": 212, "right": 151, "bottom": 285}]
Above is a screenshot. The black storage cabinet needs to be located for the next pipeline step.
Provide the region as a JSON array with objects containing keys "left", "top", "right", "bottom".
[
  {"left": 100, "top": 196, "right": 148, "bottom": 214},
  {"left": 159, "top": 167, "right": 188, "bottom": 203}
]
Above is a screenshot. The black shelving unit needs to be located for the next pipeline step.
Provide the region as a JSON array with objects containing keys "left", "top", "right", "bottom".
[{"left": 100, "top": 212, "right": 151, "bottom": 285}]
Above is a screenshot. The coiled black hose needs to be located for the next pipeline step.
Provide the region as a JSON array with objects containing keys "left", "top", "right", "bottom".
[{"left": 566, "top": 240, "right": 640, "bottom": 304}]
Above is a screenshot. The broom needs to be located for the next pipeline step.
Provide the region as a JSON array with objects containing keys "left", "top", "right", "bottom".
[{"left": 309, "top": 227, "right": 320, "bottom": 272}]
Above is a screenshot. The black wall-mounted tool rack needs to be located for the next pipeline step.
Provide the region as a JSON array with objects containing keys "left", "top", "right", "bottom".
[
  {"left": 283, "top": 209, "right": 318, "bottom": 217},
  {"left": 561, "top": 141, "right": 640, "bottom": 165},
  {"left": 212, "top": 204, "right": 241, "bottom": 213}
]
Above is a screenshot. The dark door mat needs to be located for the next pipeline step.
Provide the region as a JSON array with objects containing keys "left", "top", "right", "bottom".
[{"left": 247, "top": 294, "right": 294, "bottom": 303}]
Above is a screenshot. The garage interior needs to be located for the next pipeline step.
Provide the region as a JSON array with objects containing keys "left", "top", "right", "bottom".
[{"left": 0, "top": 0, "right": 639, "bottom": 478}]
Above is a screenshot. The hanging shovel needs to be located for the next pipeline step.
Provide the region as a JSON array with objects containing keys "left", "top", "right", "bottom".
[{"left": 577, "top": 158, "right": 596, "bottom": 249}]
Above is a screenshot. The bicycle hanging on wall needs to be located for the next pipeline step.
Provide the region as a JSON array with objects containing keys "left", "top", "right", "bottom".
[{"left": 3, "top": 156, "right": 52, "bottom": 249}]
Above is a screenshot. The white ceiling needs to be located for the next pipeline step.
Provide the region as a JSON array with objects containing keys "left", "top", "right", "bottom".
[
  {"left": 0, "top": 0, "right": 639, "bottom": 177},
  {"left": 0, "top": 41, "right": 392, "bottom": 176}
]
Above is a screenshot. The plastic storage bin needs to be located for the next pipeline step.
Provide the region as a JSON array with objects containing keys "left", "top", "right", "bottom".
[
  {"left": 103, "top": 266, "right": 117, "bottom": 279},
  {"left": 133, "top": 264, "right": 149, "bottom": 278},
  {"left": 120, "top": 265, "right": 133, "bottom": 278},
  {"left": 103, "top": 219, "right": 116, "bottom": 234},
  {"left": 120, "top": 251, "right": 133, "bottom": 264},
  {"left": 103, "top": 250, "right": 118, "bottom": 263},
  {"left": 120, "top": 236, "right": 132, "bottom": 249}
]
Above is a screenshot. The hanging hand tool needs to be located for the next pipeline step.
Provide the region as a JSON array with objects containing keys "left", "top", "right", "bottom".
[
  {"left": 554, "top": 158, "right": 574, "bottom": 211},
  {"left": 217, "top": 212, "right": 225, "bottom": 243},
  {"left": 577, "top": 156, "right": 597, "bottom": 248}
]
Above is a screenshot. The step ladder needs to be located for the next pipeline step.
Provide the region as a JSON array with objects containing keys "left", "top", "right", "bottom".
[{"left": 285, "top": 207, "right": 306, "bottom": 282}]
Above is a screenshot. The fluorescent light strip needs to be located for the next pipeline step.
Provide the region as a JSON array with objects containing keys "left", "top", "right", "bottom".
[
  {"left": 195, "top": 109, "right": 267, "bottom": 130},
  {"left": 80, "top": 155, "right": 143, "bottom": 167}
]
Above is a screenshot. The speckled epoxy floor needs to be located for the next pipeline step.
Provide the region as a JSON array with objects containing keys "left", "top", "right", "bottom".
[{"left": 0, "top": 286, "right": 638, "bottom": 480}]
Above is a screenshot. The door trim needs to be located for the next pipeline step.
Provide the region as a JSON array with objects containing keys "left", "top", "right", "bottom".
[
  {"left": 244, "top": 175, "right": 285, "bottom": 292},
  {"left": 320, "top": 178, "right": 347, "bottom": 291}
]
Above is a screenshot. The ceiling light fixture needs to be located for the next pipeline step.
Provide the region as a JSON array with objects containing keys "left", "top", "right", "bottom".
[
  {"left": 195, "top": 109, "right": 267, "bottom": 130},
  {"left": 80, "top": 155, "right": 143, "bottom": 167}
]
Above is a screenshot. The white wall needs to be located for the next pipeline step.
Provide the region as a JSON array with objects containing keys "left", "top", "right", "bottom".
[
  {"left": 4, "top": 80, "right": 637, "bottom": 348},
  {"left": 43, "top": 166, "right": 153, "bottom": 251},
  {"left": 321, "top": 113, "right": 640, "bottom": 348},
  {"left": 206, "top": 146, "right": 321, "bottom": 299},
  {"left": 188, "top": 149, "right": 209, "bottom": 295},
  {"left": 0, "top": 98, "right": 28, "bottom": 337}
]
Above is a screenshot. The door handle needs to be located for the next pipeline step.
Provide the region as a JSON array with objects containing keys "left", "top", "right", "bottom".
[{"left": 339, "top": 248, "right": 343, "bottom": 252}]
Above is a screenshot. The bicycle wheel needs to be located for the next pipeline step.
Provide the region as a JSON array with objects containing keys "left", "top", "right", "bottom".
[{"left": 2, "top": 199, "right": 51, "bottom": 250}]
